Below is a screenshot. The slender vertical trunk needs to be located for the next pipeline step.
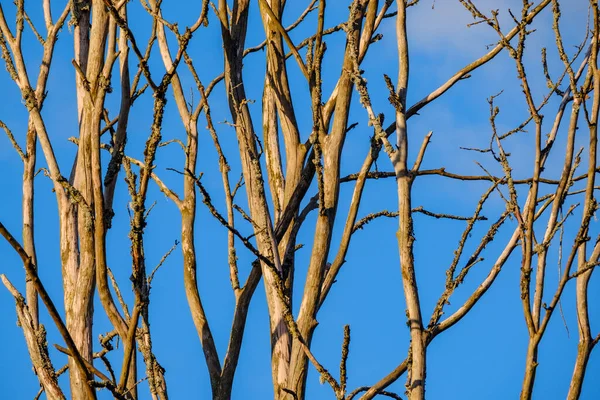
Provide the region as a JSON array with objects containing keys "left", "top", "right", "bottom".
[
  {"left": 67, "top": 1, "right": 110, "bottom": 397},
  {"left": 391, "top": 2, "right": 426, "bottom": 399},
  {"left": 23, "top": 122, "right": 38, "bottom": 326},
  {"left": 566, "top": 327, "right": 592, "bottom": 399},
  {"left": 520, "top": 336, "right": 540, "bottom": 400},
  {"left": 396, "top": 175, "right": 426, "bottom": 400},
  {"left": 149, "top": 1, "right": 227, "bottom": 394},
  {"left": 216, "top": 267, "right": 261, "bottom": 400},
  {"left": 567, "top": 15, "right": 599, "bottom": 395},
  {"left": 288, "top": 141, "right": 341, "bottom": 399},
  {"left": 181, "top": 205, "right": 223, "bottom": 392},
  {"left": 219, "top": 2, "right": 292, "bottom": 396},
  {"left": 64, "top": 285, "right": 95, "bottom": 399},
  {"left": 286, "top": 1, "right": 371, "bottom": 395},
  {"left": 65, "top": 2, "right": 91, "bottom": 397}
]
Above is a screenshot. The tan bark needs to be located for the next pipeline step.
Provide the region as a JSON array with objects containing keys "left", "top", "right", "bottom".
[
  {"left": 567, "top": 6, "right": 600, "bottom": 397},
  {"left": 388, "top": 3, "right": 426, "bottom": 399},
  {"left": 1, "top": 1, "right": 597, "bottom": 399},
  {"left": 23, "top": 123, "right": 38, "bottom": 327},
  {"left": 2, "top": 275, "right": 65, "bottom": 400},
  {"left": 65, "top": 2, "right": 111, "bottom": 396},
  {"left": 218, "top": 1, "right": 294, "bottom": 395},
  {"left": 287, "top": 2, "right": 378, "bottom": 397}
]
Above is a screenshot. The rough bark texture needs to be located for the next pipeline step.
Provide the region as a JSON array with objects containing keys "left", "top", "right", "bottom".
[{"left": 0, "top": 1, "right": 598, "bottom": 400}]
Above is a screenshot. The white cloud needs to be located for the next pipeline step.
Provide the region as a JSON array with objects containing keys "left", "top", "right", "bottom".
[
  {"left": 405, "top": 0, "right": 511, "bottom": 55},
  {"left": 398, "top": 0, "right": 589, "bottom": 57}
]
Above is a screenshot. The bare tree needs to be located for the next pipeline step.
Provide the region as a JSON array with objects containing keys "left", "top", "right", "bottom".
[{"left": 0, "top": 1, "right": 598, "bottom": 400}]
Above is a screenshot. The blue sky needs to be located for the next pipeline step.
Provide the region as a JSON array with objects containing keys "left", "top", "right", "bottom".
[{"left": 0, "top": 0, "right": 599, "bottom": 399}]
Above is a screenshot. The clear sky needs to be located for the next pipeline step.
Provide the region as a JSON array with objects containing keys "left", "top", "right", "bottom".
[{"left": 0, "top": 0, "right": 599, "bottom": 399}]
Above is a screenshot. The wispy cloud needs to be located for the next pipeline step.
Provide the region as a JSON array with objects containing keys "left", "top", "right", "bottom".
[
  {"left": 393, "top": 0, "right": 589, "bottom": 66},
  {"left": 405, "top": 0, "right": 509, "bottom": 56}
]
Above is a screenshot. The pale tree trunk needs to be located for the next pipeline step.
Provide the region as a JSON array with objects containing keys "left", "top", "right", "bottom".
[
  {"left": 259, "top": 0, "right": 305, "bottom": 303},
  {"left": 518, "top": 2, "right": 599, "bottom": 399},
  {"left": 16, "top": 0, "right": 73, "bottom": 379},
  {"left": 3, "top": 1, "right": 599, "bottom": 399},
  {"left": 23, "top": 122, "right": 38, "bottom": 328},
  {"left": 287, "top": 1, "right": 375, "bottom": 396},
  {"left": 149, "top": 0, "right": 224, "bottom": 393},
  {"left": 101, "top": 7, "right": 142, "bottom": 397},
  {"left": 0, "top": 0, "right": 95, "bottom": 396},
  {"left": 66, "top": 2, "right": 92, "bottom": 397},
  {"left": 565, "top": 128, "right": 596, "bottom": 399},
  {"left": 389, "top": 2, "right": 426, "bottom": 399},
  {"left": 567, "top": 8, "right": 599, "bottom": 397},
  {"left": 2, "top": 275, "right": 65, "bottom": 399},
  {"left": 219, "top": 1, "right": 293, "bottom": 397},
  {"left": 253, "top": 0, "right": 382, "bottom": 397},
  {"left": 65, "top": 1, "right": 111, "bottom": 396}
]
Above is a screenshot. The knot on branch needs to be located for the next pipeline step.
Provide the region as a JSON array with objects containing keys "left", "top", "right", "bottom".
[
  {"left": 383, "top": 74, "right": 403, "bottom": 112},
  {"left": 22, "top": 86, "right": 37, "bottom": 111}
]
